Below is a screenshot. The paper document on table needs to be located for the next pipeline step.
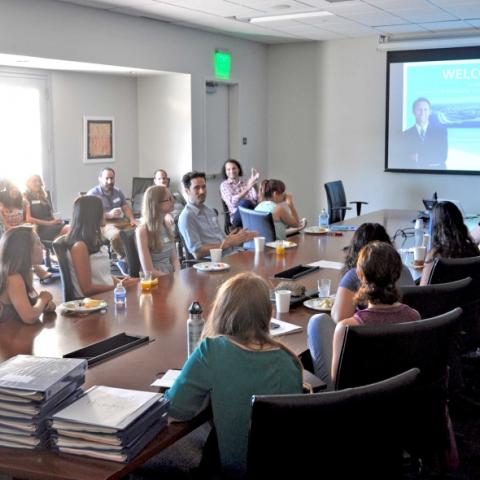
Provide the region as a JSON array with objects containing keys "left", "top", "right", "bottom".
[
  {"left": 307, "top": 260, "right": 343, "bottom": 270},
  {"left": 151, "top": 370, "right": 181, "bottom": 389},
  {"left": 270, "top": 319, "right": 302, "bottom": 337}
]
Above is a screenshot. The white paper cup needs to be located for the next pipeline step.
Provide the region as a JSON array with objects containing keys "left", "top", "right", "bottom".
[
  {"left": 210, "top": 248, "right": 223, "bottom": 263},
  {"left": 254, "top": 236, "right": 265, "bottom": 252},
  {"left": 275, "top": 290, "right": 291, "bottom": 314},
  {"left": 414, "top": 218, "right": 423, "bottom": 230},
  {"left": 413, "top": 246, "right": 426, "bottom": 265},
  {"left": 422, "top": 233, "right": 430, "bottom": 248}
]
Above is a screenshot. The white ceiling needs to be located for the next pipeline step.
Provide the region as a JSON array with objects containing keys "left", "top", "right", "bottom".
[{"left": 54, "top": 0, "right": 480, "bottom": 44}]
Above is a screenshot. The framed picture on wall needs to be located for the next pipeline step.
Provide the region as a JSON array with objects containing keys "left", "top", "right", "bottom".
[{"left": 83, "top": 116, "right": 114, "bottom": 163}]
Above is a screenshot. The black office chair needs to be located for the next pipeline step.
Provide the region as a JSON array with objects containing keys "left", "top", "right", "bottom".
[
  {"left": 399, "top": 277, "right": 471, "bottom": 319},
  {"left": 247, "top": 368, "right": 420, "bottom": 479},
  {"left": 427, "top": 256, "right": 480, "bottom": 349},
  {"left": 335, "top": 308, "right": 461, "bottom": 469},
  {"left": 119, "top": 229, "right": 141, "bottom": 277},
  {"left": 131, "top": 177, "right": 154, "bottom": 217},
  {"left": 324, "top": 180, "right": 368, "bottom": 223},
  {"left": 238, "top": 206, "right": 276, "bottom": 249},
  {"left": 52, "top": 235, "right": 80, "bottom": 302},
  {"left": 220, "top": 197, "right": 233, "bottom": 235}
]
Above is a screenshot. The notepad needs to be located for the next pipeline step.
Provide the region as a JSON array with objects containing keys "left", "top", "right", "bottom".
[
  {"left": 151, "top": 370, "right": 181, "bottom": 389},
  {"left": 307, "top": 260, "right": 343, "bottom": 270},
  {"left": 329, "top": 225, "right": 356, "bottom": 232}
]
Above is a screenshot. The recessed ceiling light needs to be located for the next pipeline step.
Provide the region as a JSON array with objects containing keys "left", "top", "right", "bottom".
[{"left": 249, "top": 11, "right": 333, "bottom": 23}]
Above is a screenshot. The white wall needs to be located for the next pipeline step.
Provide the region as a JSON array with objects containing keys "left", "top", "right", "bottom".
[
  {"left": 50, "top": 71, "right": 138, "bottom": 215},
  {"left": 0, "top": 0, "right": 268, "bottom": 211},
  {"left": 268, "top": 37, "right": 480, "bottom": 224},
  {"left": 137, "top": 74, "right": 192, "bottom": 193}
]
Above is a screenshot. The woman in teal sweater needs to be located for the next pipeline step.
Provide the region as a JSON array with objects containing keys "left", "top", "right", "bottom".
[{"left": 165, "top": 272, "right": 303, "bottom": 477}]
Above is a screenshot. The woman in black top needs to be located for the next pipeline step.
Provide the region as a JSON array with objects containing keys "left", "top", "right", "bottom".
[{"left": 24, "top": 175, "right": 69, "bottom": 241}]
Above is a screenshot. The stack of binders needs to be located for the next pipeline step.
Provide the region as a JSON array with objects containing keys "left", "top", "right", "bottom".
[
  {"left": 0, "top": 355, "right": 87, "bottom": 450},
  {"left": 51, "top": 385, "right": 169, "bottom": 462}
]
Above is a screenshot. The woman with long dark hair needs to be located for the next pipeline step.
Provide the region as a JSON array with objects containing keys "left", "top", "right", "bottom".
[
  {"left": 254, "top": 179, "right": 306, "bottom": 239},
  {"left": 66, "top": 196, "right": 136, "bottom": 297},
  {"left": 421, "top": 201, "right": 479, "bottom": 284},
  {"left": 308, "top": 242, "right": 420, "bottom": 384},
  {"left": 331, "top": 222, "right": 414, "bottom": 322},
  {"left": 0, "top": 226, "right": 55, "bottom": 323},
  {"left": 165, "top": 272, "right": 302, "bottom": 477}
]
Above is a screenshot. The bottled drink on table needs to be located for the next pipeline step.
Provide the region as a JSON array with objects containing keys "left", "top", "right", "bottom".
[
  {"left": 319, "top": 209, "right": 329, "bottom": 228},
  {"left": 187, "top": 301, "right": 204, "bottom": 357},
  {"left": 114, "top": 280, "right": 126, "bottom": 306}
]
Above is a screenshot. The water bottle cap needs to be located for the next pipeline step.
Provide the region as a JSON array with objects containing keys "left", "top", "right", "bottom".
[{"left": 188, "top": 301, "right": 203, "bottom": 315}]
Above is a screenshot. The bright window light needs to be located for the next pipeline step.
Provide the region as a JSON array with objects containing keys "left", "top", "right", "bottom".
[{"left": 0, "top": 85, "right": 42, "bottom": 188}]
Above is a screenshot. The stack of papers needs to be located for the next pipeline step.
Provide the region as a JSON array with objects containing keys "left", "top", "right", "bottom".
[
  {"left": 51, "top": 386, "right": 169, "bottom": 462},
  {"left": 0, "top": 355, "right": 87, "bottom": 450}
]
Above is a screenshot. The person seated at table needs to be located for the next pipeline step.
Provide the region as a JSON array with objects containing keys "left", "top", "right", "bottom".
[
  {"left": 220, "top": 159, "right": 259, "bottom": 228},
  {"left": 165, "top": 272, "right": 303, "bottom": 477},
  {"left": 87, "top": 168, "right": 136, "bottom": 261},
  {"left": 136, "top": 185, "right": 180, "bottom": 277},
  {"left": 420, "top": 201, "right": 479, "bottom": 285},
  {"left": 254, "top": 179, "right": 306, "bottom": 240},
  {"left": 24, "top": 174, "right": 69, "bottom": 241},
  {"left": 0, "top": 226, "right": 56, "bottom": 323},
  {"left": 178, "top": 171, "right": 256, "bottom": 259},
  {"left": 153, "top": 168, "right": 185, "bottom": 224},
  {"left": 331, "top": 222, "right": 414, "bottom": 323},
  {"left": 0, "top": 179, "right": 51, "bottom": 281},
  {"left": 66, "top": 195, "right": 136, "bottom": 297},
  {"left": 308, "top": 241, "right": 421, "bottom": 385}
]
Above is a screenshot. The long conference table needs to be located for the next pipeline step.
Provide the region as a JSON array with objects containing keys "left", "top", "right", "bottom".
[{"left": 0, "top": 209, "right": 420, "bottom": 480}]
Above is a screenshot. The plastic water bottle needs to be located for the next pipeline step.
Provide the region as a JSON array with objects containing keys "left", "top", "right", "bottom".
[
  {"left": 319, "top": 209, "right": 329, "bottom": 228},
  {"left": 114, "top": 281, "right": 126, "bottom": 306},
  {"left": 414, "top": 218, "right": 423, "bottom": 247},
  {"left": 187, "top": 301, "right": 204, "bottom": 357}
]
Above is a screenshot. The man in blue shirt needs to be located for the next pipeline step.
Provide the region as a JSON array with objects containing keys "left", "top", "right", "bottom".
[
  {"left": 178, "top": 171, "right": 255, "bottom": 259},
  {"left": 87, "top": 168, "right": 136, "bottom": 260}
]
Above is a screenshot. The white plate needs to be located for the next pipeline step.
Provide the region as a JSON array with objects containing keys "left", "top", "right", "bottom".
[
  {"left": 61, "top": 299, "right": 108, "bottom": 313},
  {"left": 193, "top": 262, "right": 230, "bottom": 272},
  {"left": 304, "top": 226, "right": 329, "bottom": 235},
  {"left": 265, "top": 240, "right": 297, "bottom": 249},
  {"left": 303, "top": 295, "right": 335, "bottom": 312}
]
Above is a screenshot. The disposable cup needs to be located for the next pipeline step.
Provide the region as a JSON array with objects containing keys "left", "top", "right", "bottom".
[
  {"left": 140, "top": 271, "right": 153, "bottom": 292},
  {"left": 210, "top": 248, "right": 223, "bottom": 263},
  {"left": 254, "top": 236, "right": 265, "bottom": 252},
  {"left": 317, "top": 278, "right": 331, "bottom": 298},
  {"left": 275, "top": 290, "right": 291, "bottom": 314}
]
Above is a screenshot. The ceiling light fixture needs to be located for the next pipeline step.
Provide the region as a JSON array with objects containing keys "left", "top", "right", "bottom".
[
  {"left": 248, "top": 11, "right": 333, "bottom": 23},
  {"left": 377, "top": 31, "right": 480, "bottom": 51}
]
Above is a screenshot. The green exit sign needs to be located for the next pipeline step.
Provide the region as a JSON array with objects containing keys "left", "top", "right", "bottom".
[{"left": 214, "top": 50, "right": 231, "bottom": 80}]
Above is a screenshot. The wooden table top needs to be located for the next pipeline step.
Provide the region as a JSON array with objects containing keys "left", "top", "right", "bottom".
[{"left": 0, "top": 209, "right": 418, "bottom": 480}]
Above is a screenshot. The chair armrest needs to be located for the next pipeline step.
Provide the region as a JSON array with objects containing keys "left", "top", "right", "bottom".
[
  {"left": 349, "top": 201, "right": 368, "bottom": 216},
  {"left": 302, "top": 370, "right": 327, "bottom": 393}
]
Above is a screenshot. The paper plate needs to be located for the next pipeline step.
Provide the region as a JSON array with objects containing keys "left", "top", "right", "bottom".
[
  {"left": 193, "top": 262, "right": 230, "bottom": 272},
  {"left": 61, "top": 299, "right": 108, "bottom": 313},
  {"left": 304, "top": 226, "right": 329, "bottom": 235},
  {"left": 303, "top": 295, "right": 335, "bottom": 312},
  {"left": 266, "top": 240, "right": 297, "bottom": 249}
]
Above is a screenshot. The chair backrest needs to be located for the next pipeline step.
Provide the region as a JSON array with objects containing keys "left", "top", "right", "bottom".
[
  {"left": 119, "top": 229, "right": 141, "bottom": 277},
  {"left": 131, "top": 177, "right": 154, "bottom": 216},
  {"left": 52, "top": 235, "right": 78, "bottom": 302},
  {"left": 335, "top": 308, "right": 461, "bottom": 390},
  {"left": 428, "top": 256, "right": 480, "bottom": 345},
  {"left": 238, "top": 206, "right": 275, "bottom": 249},
  {"left": 399, "top": 277, "right": 471, "bottom": 319},
  {"left": 220, "top": 197, "right": 232, "bottom": 235},
  {"left": 247, "top": 368, "right": 420, "bottom": 479},
  {"left": 324, "top": 180, "right": 347, "bottom": 223}
]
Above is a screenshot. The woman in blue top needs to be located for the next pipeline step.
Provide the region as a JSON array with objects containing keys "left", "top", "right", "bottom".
[
  {"left": 254, "top": 179, "right": 306, "bottom": 240},
  {"left": 331, "top": 222, "right": 414, "bottom": 323},
  {"left": 165, "top": 272, "right": 303, "bottom": 477}
]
